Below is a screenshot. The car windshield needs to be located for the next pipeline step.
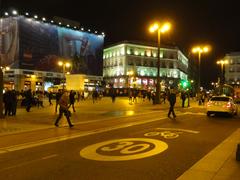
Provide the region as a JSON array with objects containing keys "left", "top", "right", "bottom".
[{"left": 211, "top": 97, "right": 230, "bottom": 102}]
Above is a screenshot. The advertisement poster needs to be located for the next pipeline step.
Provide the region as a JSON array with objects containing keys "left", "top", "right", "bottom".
[{"left": 0, "top": 16, "right": 104, "bottom": 76}]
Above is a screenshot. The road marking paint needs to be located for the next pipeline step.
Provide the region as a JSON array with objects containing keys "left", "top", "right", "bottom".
[
  {"left": 0, "top": 154, "right": 58, "bottom": 172},
  {"left": 80, "top": 138, "right": 168, "bottom": 161},
  {"left": 41, "top": 154, "right": 58, "bottom": 160},
  {"left": 0, "top": 113, "right": 199, "bottom": 154},
  {"left": 155, "top": 128, "right": 199, "bottom": 134}
]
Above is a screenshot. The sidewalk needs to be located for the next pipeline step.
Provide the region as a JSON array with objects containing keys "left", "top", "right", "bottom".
[
  {"left": 0, "top": 97, "right": 204, "bottom": 136},
  {"left": 178, "top": 128, "right": 240, "bottom": 180}
]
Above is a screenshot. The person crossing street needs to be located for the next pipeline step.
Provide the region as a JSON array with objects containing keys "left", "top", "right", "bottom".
[{"left": 54, "top": 91, "right": 74, "bottom": 128}]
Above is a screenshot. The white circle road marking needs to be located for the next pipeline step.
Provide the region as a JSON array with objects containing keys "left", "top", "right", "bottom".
[{"left": 80, "top": 138, "right": 168, "bottom": 161}]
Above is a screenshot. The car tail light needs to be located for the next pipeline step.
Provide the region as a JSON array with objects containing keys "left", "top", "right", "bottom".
[
  {"left": 207, "top": 101, "right": 212, "bottom": 107},
  {"left": 226, "top": 102, "right": 232, "bottom": 108}
]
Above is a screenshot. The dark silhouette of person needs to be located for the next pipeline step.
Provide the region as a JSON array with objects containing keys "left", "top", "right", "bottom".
[
  {"left": 3, "top": 89, "right": 11, "bottom": 116},
  {"left": 69, "top": 90, "right": 76, "bottom": 112},
  {"left": 168, "top": 88, "right": 177, "bottom": 118},
  {"left": 181, "top": 91, "right": 186, "bottom": 108},
  {"left": 25, "top": 89, "right": 32, "bottom": 112},
  {"left": 48, "top": 91, "right": 53, "bottom": 105},
  {"left": 55, "top": 91, "right": 74, "bottom": 128},
  {"left": 10, "top": 90, "right": 18, "bottom": 115}
]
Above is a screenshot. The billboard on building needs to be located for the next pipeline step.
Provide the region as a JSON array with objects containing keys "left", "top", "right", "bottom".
[{"left": 0, "top": 16, "right": 104, "bottom": 76}]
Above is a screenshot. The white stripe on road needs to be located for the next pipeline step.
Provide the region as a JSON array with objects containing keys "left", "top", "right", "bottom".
[
  {"left": 155, "top": 128, "right": 199, "bottom": 134},
  {"left": 0, "top": 154, "right": 59, "bottom": 172},
  {"left": 0, "top": 112, "right": 202, "bottom": 155}
]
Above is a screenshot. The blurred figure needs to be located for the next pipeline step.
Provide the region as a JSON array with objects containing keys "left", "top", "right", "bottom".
[
  {"left": 3, "top": 89, "right": 11, "bottom": 116},
  {"left": 48, "top": 91, "right": 53, "bottom": 105},
  {"left": 25, "top": 89, "right": 33, "bottom": 112},
  {"left": 55, "top": 89, "right": 62, "bottom": 113},
  {"left": 168, "top": 88, "right": 177, "bottom": 119},
  {"left": 69, "top": 90, "right": 76, "bottom": 112},
  {"left": 54, "top": 91, "right": 74, "bottom": 128}
]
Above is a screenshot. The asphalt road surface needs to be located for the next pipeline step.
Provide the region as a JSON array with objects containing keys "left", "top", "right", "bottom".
[{"left": 0, "top": 112, "right": 239, "bottom": 180}]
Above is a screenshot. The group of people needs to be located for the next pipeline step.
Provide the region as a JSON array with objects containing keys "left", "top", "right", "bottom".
[
  {"left": 2, "top": 87, "right": 192, "bottom": 126},
  {"left": 3, "top": 89, "right": 18, "bottom": 116}
]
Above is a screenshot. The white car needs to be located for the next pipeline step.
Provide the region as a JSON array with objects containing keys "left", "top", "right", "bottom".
[{"left": 206, "top": 96, "right": 238, "bottom": 116}]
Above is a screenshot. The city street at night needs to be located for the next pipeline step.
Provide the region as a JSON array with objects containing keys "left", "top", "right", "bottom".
[
  {"left": 0, "top": 98, "right": 239, "bottom": 179},
  {"left": 1, "top": 1, "right": 240, "bottom": 179}
]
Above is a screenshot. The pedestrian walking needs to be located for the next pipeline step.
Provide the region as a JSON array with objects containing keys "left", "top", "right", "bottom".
[
  {"left": 54, "top": 91, "right": 74, "bottom": 128},
  {"left": 69, "top": 90, "right": 76, "bottom": 112},
  {"left": 37, "top": 91, "right": 44, "bottom": 108},
  {"left": 3, "top": 89, "right": 11, "bottom": 116},
  {"left": 11, "top": 90, "right": 18, "bottom": 115},
  {"left": 55, "top": 89, "right": 62, "bottom": 113},
  {"left": 168, "top": 88, "right": 177, "bottom": 119},
  {"left": 110, "top": 88, "right": 116, "bottom": 103},
  {"left": 25, "top": 89, "right": 32, "bottom": 112},
  {"left": 48, "top": 91, "right": 53, "bottom": 105},
  {"left": 181, "top": 91, "right": 186, "bottom": 108}
]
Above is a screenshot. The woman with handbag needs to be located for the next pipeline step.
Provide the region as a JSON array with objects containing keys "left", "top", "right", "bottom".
[{"left": 54, "top": 91, "right": 74, "bottom": 128}]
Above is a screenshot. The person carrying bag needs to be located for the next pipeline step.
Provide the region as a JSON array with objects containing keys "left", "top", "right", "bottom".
[{"left": 54, "top": 91, "right": 74, "bottom": 128}]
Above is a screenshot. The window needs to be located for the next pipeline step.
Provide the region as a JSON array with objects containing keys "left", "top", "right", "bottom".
[
  {"left": 169, "top": 62, "right": 173, "bottom": 68},
  {"left": 143, "top": 60, "right": 148, "bottom": 66}
]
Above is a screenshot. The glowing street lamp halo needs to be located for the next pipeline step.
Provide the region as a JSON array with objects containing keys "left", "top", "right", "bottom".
[
  {"left": 149, "top": 22, "right": 171, "bottom": 33},
  {"left": 58, "top": 61, "right": 63, "bottom": 66},
  {"left": 65, "top": 62, "right": 71, "bottom": 68},
  {"left": 192, "top": 45, "right": 211, "bottom": 54}
]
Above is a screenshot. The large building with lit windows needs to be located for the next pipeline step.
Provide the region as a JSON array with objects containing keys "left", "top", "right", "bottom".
[
  {"left": 0, "top": 11, "right": 104, "bottom": 91},
  {"left": 224, "top": 52, "right": 240, "bottom": 86},
  {"left": 103, "top": 41, "right": 189, "bottom": 91}
]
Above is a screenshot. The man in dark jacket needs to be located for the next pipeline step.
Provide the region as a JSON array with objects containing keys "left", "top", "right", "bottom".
[{"left": 168, "top": 88, "right": 177, "bottom": 118}]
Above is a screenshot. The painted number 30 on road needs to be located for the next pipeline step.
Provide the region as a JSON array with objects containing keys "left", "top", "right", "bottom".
[{"left": 80, "top": 138, "right": 168, "bottom": 161}]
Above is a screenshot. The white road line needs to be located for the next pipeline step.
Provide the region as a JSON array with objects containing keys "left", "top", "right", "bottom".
[
  {"left": 155, "top": 128, "right": 199, "bottom": 134},
  {"left": 41, "top": 154, "right": 58, "bottom": 160},
  {"left": 0, "top": 112, "right": 200, "bottom": 154},
  {"left": 0, "top": 154, "right": 58, "bottom": 172}
]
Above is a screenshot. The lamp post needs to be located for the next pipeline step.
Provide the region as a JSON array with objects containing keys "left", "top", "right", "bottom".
[
  {"left": 192, "top": 45, "right": 210, "bottom": 91},
  {"left": 149, "top": 22, "right": 171, "bottom": 104},
  {"left": 216, "top": 59, "right": 228, "bottom": 85},
  {"left": 58, "top": 61, "right": 71, "bottom": 90}
]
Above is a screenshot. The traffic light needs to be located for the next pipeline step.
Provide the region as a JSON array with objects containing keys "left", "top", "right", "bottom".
[{"left": 180, "top": 80, "right": 190, "bottom": 89}]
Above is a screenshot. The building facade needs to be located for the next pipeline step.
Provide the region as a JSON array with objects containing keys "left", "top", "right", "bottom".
[
  {"left": 103, "top": 41, "right": 188, "bottom": 91},
  {"left": 224, "top": 52, "right": 240, "bottom": 86},
  {"left": 0, "top": 13, "right": 104, "bottom": 91}
]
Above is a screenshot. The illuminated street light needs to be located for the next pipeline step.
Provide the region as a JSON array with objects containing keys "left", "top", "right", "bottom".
[
  {"left": 12, "top": 10, "right": 18, "bottom": 15},
  {"left": 58, "top": 61, "right": 71, "bottom": 89},
  {"left": 192, "top": 45, "right": 210, "bottom": 91},
  {"left": 217, "top": 59, "right": 228, "bottom": 85},
  {"left": 149, "top": 21, "right": 171, "bottom": 104}
]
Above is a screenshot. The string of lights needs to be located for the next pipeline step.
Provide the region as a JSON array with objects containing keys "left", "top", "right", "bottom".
[{"left": 1, "top": 9, "right": 105, "bottom": 37}]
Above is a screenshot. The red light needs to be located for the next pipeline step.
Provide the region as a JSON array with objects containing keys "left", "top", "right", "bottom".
[
  {"left": 226, "top": 102, "right": 231, "bottom": 108},
  {"left": 207, "top": 102, "right": 212, "bottom": 107}
]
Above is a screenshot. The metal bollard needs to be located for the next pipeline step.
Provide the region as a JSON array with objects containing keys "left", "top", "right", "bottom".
[{"left": 236, "top": 143, "right": 240, "bottom": 161}]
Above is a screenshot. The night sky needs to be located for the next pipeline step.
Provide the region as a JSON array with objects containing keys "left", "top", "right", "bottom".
[{"left": 1, "top": 0, "right": 240, "bottom": 88}]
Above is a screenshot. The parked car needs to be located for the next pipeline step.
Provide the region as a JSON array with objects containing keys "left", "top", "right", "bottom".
[{"left": 206, "top": 96, "right": 238, "bottom": 116}]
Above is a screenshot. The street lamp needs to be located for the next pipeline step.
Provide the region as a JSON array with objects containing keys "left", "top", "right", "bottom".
[
  {"left": 217, "top": 59, "right": 228, "bottom": 85},
  {"left": 192, "top": 45, "right": 210, "bottom": 91},
  {"left": 58, "top": 61, "right": 71, "bottom": 90},
  {"left": 149, "top": 22, "right": 171, "bottom": 104}
]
